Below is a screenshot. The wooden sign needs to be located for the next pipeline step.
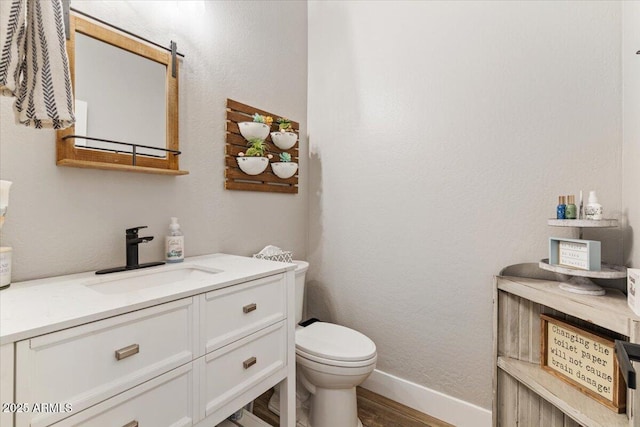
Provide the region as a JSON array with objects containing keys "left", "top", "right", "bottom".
[{"left": 541, "top": 315, "right": 625, "bottom": 412}]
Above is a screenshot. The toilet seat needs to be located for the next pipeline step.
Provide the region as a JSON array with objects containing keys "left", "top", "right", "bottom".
[{"left": 296, "top": 322, "right": 377, "bottom": 368}]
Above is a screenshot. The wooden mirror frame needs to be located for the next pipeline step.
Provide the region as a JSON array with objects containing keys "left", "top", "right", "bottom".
[{"left": 56, "top": 13, "right": 186, "bottom": 175}]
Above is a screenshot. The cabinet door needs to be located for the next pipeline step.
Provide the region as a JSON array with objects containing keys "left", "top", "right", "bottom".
[
  {"left": 1, "top": 343, "right": 14, "bottom": 427},
  {"left": 201, "top": 274, "right": 286, "bottom": 354},
  {"left": 16, "top": 298, "right": 195, "bottom": 427},
  {"left": 50, "top": 363, "right": 195, "bottom": 427},
  {"left": 199, "top": 321, "right": 287, "bottom": 419}
]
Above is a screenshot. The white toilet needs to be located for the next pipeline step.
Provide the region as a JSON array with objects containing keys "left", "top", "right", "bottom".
[{"left": 269, "top": 260, "right": 377, "bottom": 427}]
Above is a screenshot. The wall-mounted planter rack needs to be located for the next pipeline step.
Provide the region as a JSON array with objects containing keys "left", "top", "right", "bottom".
[{"left": 225, "top": 98, "right": 299, "bottom": 194}]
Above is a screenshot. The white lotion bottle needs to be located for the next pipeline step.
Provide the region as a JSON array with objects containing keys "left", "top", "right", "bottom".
[
  {"left": 585, "top": 191, "right": 603, "bottom": 220},
  {"left": 165, "top": 217, "right": 184, "bottom": 263},
  {"left": 0, "top": 180, "right": 13, "bottom": 289}
]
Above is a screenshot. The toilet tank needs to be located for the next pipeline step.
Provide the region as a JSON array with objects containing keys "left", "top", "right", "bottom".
[{"left": 293, "top": 260, "right": 309, "bottom": 324}]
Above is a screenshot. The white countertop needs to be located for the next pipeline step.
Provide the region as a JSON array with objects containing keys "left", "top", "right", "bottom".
[{"left": 0, "top": 253, "right": 296, "bottom": 345}]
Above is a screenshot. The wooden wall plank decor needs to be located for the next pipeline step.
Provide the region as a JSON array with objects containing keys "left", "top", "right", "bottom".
[{"left": 225, "top": 99, "right": 299, "bottom": 193}]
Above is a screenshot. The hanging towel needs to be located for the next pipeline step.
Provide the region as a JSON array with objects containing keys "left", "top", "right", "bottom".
[
  {"left": 0, "top": 0, "right": 74, "bottom": 129},
  {"left": 0, "top": 0, "right": 26, "bottom": 97}
]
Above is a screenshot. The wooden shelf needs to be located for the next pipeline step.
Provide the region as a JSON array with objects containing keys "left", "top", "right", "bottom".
[
  {"left": 547, "top": 219, "right": 619, "bottom": 228},
  {"left": 216, "top": 409, "right": 270, "bottom": 427},
  {"left": 497, "top": 357, "right": 628, "bottom": 427},
  {"left": 539, "top": 259, "right": 628, "bottom": 279},
  {"left": 497, "top": 276, "right": 636, "bottom": 336},
  {"left": 57, "top": 159, "right": 189, "bottom": 175}
]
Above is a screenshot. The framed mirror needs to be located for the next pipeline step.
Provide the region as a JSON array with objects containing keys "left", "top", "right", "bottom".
[{"left": 56, "top": 13, "right": 187, "bottom": 175}]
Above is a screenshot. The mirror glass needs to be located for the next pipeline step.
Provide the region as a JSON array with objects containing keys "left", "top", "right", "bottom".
[
  {"left": 56, "top": 13, "right": 185, "bottom": 174},
  {"left": 74, "top": 33, "right": 166, "bottom": 157}
]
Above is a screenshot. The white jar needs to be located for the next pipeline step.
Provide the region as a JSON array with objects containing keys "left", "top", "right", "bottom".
[
  {"left": 585, "top": 190, "right": 603, "bottom": 220},
  {"left": 0, "top": 247, "right": 12, "bottom": 289}
]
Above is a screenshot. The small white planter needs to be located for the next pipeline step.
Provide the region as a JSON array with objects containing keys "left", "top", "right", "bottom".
[
  {"left": 239, "top": 122, "right": 270, "bottom": 141},
  {"left": 271, "top": 162, "right": 298, "bottom": 179},
  {"left": 237, "top": 156, "right": 269, "bottom": 175},
  {"left": 270, "top": 132, "right": 297, "bottom": 150}
]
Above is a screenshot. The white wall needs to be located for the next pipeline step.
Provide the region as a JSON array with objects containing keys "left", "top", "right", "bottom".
[
  {"left": 623, "top": 1, "right": 640, "bottom": 268},
  {"left": 307, "top": 0, "right": 622, "bottom": 414},
  {"left": 0, "top": 1, "right": 308, "bottom": 281}
]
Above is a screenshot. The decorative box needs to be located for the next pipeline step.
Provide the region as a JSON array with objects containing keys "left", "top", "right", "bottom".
[
  {"left": 628, "top": 268, "right": 640, "bottom": 316},
  {"left": 549, "top": 237, "right": 601, "bottom": 271},
  {"left": 252, "top": 251, "right": 293, "bottom": 263}
]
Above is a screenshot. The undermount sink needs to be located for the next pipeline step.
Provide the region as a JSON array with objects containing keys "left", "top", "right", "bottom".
[{"left": 85, "top": 265, "right": 221, "bottom": 295}]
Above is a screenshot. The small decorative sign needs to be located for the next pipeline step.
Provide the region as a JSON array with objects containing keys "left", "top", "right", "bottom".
[
  {"left": 541, "top": 314, "right": 625, "bottom": 412},
  {"left": 628, "top": 268, "right": 640, "bottom": 316},
  {"left": 549, "top": 237, "right": 601, "bottom": 271}
]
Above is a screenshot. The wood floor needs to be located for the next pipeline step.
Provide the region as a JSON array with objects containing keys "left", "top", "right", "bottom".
[{"left": 251, "top": 387, "right": 454, "bottom": 427}]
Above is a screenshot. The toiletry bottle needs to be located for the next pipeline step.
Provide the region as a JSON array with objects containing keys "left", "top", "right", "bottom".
[
  {"left": 0, "top": 247, "right": 12, "bottom": 290},
  {"left": 165, "top": 217, "right": 184, "bottom": 263},
  {"left": 565, "top": 195, "right": 577, "bottom": 219},
  {"left": 556, "top": 196, "right": 566, "bottom": 219},
  {"left": 585, "top": 191, "right": 603, "bottom": 220},
  {"left": 578, "top": 190, "right": 584, "bottom": 219}
]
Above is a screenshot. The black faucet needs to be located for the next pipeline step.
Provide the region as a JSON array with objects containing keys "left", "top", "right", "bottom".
[
  {"left": 126, "top": 226, "right": 155, "bottom": 268},
  {"left": 96, "top": 226, "right": 165, "bottom": 275}
]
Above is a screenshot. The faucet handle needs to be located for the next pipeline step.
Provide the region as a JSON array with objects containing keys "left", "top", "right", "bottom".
[{"left": 126, "top": 226, "right": 148, "bottom": 236}]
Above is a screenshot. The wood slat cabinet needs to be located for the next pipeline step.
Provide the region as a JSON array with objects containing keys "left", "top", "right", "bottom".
[{"left": 493, "top": 273, "right": 640, "bottom": 427}]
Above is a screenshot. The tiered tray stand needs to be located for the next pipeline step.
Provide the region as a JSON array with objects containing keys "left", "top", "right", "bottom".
[{"left": 538, "top": 219, "right": 627, "bottom": 296}]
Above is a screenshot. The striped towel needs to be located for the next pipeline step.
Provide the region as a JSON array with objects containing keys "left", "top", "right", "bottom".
[{"left": 0, "top": 0, "right": 74, "bottom": 129}]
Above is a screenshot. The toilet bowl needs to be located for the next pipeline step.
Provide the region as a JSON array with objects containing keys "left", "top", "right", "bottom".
[{"left": 268, "top": 261, "right": 377, "bottom": 427}]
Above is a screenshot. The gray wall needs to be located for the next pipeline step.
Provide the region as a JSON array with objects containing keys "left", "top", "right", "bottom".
[
  {"left": 307, "top": 0, "right": 623, "bottom": 409},
  {"left": 0, "top": 1, "right": 308, "bottom": 281}
]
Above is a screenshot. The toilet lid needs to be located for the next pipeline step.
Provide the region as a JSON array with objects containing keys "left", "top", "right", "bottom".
[{"left": 296, "top": 322, "right": 376, "bottom": 362}]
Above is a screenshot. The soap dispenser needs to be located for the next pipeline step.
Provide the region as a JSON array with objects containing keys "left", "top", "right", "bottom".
[{"left": 165, "top": 217, "right": 184, "bottom": 263}]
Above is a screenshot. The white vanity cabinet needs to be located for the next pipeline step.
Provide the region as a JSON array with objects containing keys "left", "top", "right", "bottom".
[
  {"left": 1, "top": 343, "right": 14, "bottom": 427},
  {"left": 15, "top": 298, "right": 196, "bottom": 427},
  {"left": 0, "top": 254, "right": 296, "bottom": 427},
  {"left": 198, "top": 274, "right": 288, "bottom": 421},
  {"left": 48, "top": 364, "right": 195, "bottom": 427},
  {"left": 201, "top": 275, "right": 286, "bottom": 353}
]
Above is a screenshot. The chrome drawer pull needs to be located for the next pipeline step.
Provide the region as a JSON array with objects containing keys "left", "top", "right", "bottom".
[
  {"left": 122, "top": 421, "right": 138, "bottom": 427},
  {"left": 243, "top": 356, "right": 257, "bottom": 369},
  {"left": 243, "top": 303, "right": 257, "bottom": 313},
  {"left": 115, "top": 344, "right": 140, "bottom": 360}
]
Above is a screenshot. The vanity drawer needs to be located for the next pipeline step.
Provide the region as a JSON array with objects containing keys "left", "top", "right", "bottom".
[
  {"left": 16, "top": 298, "right": 195, "bottom": 427},
  {"left": 201, "top": 274, "right": 285, "bottom": 353},
  {"left": 200, "top": 321, "right": 286, "bottom": 418},
  {"left": 50, "top": 363, "right": 195, "bottom": 427}
]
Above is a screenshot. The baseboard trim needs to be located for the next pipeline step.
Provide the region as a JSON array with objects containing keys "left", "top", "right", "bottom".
[{"left": 361, "top": 369, "right": 492, "bottom": 427}]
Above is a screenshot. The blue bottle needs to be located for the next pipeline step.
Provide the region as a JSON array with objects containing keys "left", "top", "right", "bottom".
[{"left": 556, "top": 196, "right": 566, "bottom": 219}]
